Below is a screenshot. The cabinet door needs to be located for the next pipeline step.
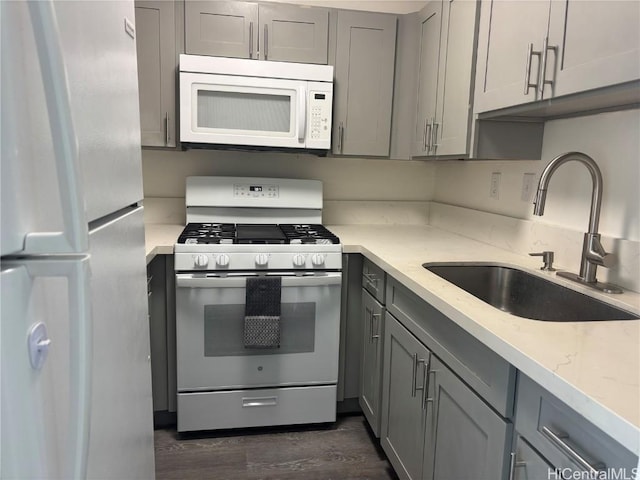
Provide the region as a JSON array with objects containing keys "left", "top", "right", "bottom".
[
  {"left": 185, "top": 1, "right": 258, "bottom": 59},
  {"left": 334, "top": 11, "right": 397, "bottom": 157},
  {"left": 380, "top": 314, "right": 429, "bottom": 480},
  {"left": 258, "top": 3, "right": 328, "bottom": 64},
  {"left": 512, "top": 435, "right": 554, "bottom": 480},
  {"left": 434, "top": 0, "right": 477, "bottom": 157},
  {"left": 474, "top": 0, "right": 551, "bottom": 113},
  {"left": 423, "top": 356, "right": 510, "bottom": 480},
  {"left": 135, "top": 1, "right": 176, "bottom": 147},
  {"left": 359, "top": 290, "right": 384, "bottom": 437},
  {"left": 413, "top": 1, "right": 442, "bottom": 157},
  {"left": 547, "top": 0, "right": 640, "bottom": 98}
]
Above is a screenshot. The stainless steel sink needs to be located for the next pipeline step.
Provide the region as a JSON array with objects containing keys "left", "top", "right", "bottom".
[{"left": 423, "top": 262, "right": 638, "bottom": 321}]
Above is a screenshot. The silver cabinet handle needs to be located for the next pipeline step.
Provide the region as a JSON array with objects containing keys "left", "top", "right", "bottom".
[
  {"left": 431, "top": 121, "right": 439, "bottom": 154},
  {"left": 363, "top": 272, "right": 379, "bottom": 289},
  {"left": 421, "top": 118, "right": 428, "bottom": 152},
  {"left": 425, "top": 119, "right": 432, "bottom": 152},
  {"left": 338, "top": 121, "right": 345, "bottom": 153},
  {"left": 164, "top": 112, "right": 170, "bottom": 146},
  {"left": 541, "top": 426, "right": 605, "bottom": 474},
  {"left": 264, "top": 24, "right": 268, "bottom": 60},
  {"left": 249, "top": 22, "right": 254, "bottom": 59},
  {"left": 371, "top": 313, "right": 381, "bottom": 342},
  {"left": 423, "top": 355, "right": 435, "bottom": 409},
  {"left": 411, "top": 353, "right": 427, "bottom": 397},
  {"left": 538, "top": 37, "right": 558, "bottom": 97},
  {"left": 524, "top": 42, "right": 542, "bottom": 95},
  {"left": 508, "top": 452, "right": 527, "bottom": 480}
]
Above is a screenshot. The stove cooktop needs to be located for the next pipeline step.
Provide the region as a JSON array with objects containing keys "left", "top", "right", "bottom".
[{"left": 177, "top": 223, "right": 340, "bottom": 245}]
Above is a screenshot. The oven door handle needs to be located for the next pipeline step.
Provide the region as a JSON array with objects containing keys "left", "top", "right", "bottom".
[{"left": 176, "top": 273, "right": 342, "bottom": 288}]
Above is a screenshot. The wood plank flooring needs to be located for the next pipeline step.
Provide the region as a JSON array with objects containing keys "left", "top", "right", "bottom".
[{"left": 154, "top": 414, "right": 398, "bottom": 480}]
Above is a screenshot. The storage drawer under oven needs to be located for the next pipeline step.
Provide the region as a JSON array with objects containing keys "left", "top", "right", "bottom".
[{"left": 175, "top": 273, "right": 342, "bottom": 391}]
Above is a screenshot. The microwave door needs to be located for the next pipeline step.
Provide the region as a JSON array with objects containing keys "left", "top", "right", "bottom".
[{"left": 180, "top": 72, "right": 306, "bottom": 149}]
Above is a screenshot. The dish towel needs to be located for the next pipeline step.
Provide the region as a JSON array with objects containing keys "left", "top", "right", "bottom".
[{"left": 244, "top": 276, "right": 282, "bottom": 348}]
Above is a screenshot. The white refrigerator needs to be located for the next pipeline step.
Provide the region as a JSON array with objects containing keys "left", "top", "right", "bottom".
[{"left": 1, "top": 1, "right": 155, "bottom": 478}]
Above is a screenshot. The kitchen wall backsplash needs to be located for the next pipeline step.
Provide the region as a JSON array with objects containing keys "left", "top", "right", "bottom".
[{"left": 142, "top": 148, "right": 436, "bottom": 202}]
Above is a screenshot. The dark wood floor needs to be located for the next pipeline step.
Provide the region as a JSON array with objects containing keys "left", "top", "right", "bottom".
[{"left": 154, "top": 414, "right": 398, "bottom": 480}]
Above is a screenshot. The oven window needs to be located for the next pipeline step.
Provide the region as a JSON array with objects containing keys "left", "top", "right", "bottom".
[
  {"left": 203, "top": 303, "right": 315, "bottom": 356},
  {"left": 197, "top": 90, "right": 291, "bottom": 133}
]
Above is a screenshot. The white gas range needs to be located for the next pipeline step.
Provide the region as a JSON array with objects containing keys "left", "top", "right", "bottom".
[{"left": 174, "top": 176, "right": 342, "bottom": 433}]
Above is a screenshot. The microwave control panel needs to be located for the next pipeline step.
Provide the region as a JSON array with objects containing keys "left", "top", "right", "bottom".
[{"left": 308, "top": 89, "right": 332, "bottom": 144}]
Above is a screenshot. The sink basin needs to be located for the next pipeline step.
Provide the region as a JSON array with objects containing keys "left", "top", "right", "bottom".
[{"left": 423, "top": 262, "right": 638, "bottom": 321}]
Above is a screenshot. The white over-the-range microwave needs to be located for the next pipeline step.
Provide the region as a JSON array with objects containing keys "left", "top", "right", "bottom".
[{"left": 179, "top": 54, "right": 333, "bottom": 152}]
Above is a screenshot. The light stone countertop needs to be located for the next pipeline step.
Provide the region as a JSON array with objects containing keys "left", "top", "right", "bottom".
[{"left": 143, "top": 221, "right": 640, "bottom": 455}]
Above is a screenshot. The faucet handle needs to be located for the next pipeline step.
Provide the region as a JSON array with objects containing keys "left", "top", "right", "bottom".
[{"left": 529, "top": 251, "right": 556, "bottom": 271}]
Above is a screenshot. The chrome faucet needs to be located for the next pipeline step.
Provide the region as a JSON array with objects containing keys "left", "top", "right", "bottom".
[{"left": 532, "top": 151, "right": 622, "bottom": 294}]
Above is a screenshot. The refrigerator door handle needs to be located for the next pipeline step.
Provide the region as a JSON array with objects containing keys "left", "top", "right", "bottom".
[
  {"left": 25, "top": 1, "right": 88, "bottom": 255},
  {"left": 25, "top": 257, "right": 93, "bottom": 480}
]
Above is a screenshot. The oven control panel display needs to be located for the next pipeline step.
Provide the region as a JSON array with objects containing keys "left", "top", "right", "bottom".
[{"left": 233, "top": 183, "right": 279, "bottom": 198}]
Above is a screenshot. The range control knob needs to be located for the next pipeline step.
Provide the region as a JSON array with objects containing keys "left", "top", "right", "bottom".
[
  {"left": 311, "top": 253, "right": 326, "bottom": 267},
  {"left": 194, "top": 254, "right": 209, "bottom": 268},
  {"left": 255, "top": 253, "right": 269, "bottom": 267},
  {"left": 216, "top": 254, "right": 230, "bottom": 268},
  {"left": 292, "top": 254, "right": 306, "bottom": 268}
]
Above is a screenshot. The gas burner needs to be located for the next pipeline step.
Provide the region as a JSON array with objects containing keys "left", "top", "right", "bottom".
[
  {"left": 280, "top": 224, "right": 340, "bottom": 245},
  {"left": 178, "top": 223, "right": 236, "bottom": 245}
]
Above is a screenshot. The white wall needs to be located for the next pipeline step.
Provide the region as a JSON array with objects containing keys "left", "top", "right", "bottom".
[{"left": 433, "top": 109, "right": 640, "bottom": 241}]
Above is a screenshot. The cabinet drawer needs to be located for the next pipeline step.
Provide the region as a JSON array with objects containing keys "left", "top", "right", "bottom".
[
  {"left": 362, "top": 258, "right": 386, "bottom": 304},
  {"left": 515, "top": 374, "right": 638, "bottom": 473},
  {"left": 386, "top": 277, "right": 515, "bottom": 417}
]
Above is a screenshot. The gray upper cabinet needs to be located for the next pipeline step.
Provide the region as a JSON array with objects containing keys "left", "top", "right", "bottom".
[
  {"left": 135, "top": 1, "right": 177, "bottom": 147},
  {"left": 413, "top": 0, "right": 478, "bottom": 158},
  {"left": 475, "top": 0, "right": 640, "bottom": 114},
  {"left": 546, "top": 0, "right": 640, "bottom": 98},
  {"left": 185, "top": 1, "right": 258, "bottom": 59},
  {"left": 333, "top": 10, "right": 397, "bottom": 157},
  {"left": 258, "top": 3, "right": 328, "bottom": 64},
  {"left": 474, "top": 0, "right": 551, "bottom": 113},
  {"left": 423, "top": 356, "right": 510, "bottom": 480},
  {"left": 184, "top": 0, "right": 329, "bottom": 64}
]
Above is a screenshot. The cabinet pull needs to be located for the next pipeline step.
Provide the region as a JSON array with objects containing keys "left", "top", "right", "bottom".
[
  {"left": 264, "top": 24, "right": 268, "bottom": 60},
  {"left": 164, "top": 112, "right": 170, "bottom": 146},
  {"left": 363, "top": 272, "right": 379, "bottom": 290},
  {"left": 424, "top": 119, "right": 432, "bottom": 152},
  {"left": 541, "top": 426, "right": 605, "bottom": 474},
  {"left": 371, "top": 313, "right": 381, "bottom": 342},
  {"left": 523, "top": 42, "right": 541, "bottom": 95},
  {"left": 423, "top": 356, "right": 435, "bottom": 409},
  {"left": 249, "top": 22, "right": 254, "bottom": 59},
  {"left": 338, "top": 121, "right": 344, "bottom": 153},
  {"left": 411, "top": 353, "right": 426, "bottom": 397},
  {"left": 538, "top": 37, "right": 558, "bottom": 97},
  {"left": 508, "top": 452, "right": 527, "bottom": 480},
  {"left": 431, "top": 121, "right": 439, "bottom": 154}
]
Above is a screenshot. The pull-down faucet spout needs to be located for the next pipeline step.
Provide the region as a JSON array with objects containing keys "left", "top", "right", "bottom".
[{"left": 533, "top": 152, "right": 622, "bottom": 294}]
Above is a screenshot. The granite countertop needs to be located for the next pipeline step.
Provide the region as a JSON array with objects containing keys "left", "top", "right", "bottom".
[{"left": 143, "top": 221, "right": 640, "bottom": 455}]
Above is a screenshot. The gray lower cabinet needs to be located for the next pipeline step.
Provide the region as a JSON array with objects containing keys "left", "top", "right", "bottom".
[
  {"left": 359, "top": 289, "right": 385, "bottom": 436},
  {"left": 134, "top": 0, "right": 178, "bottom": 147},
  {"left": 381, "top": 313, "right": 511, "bottom": 480},
  {"left": 513, "top": 373, "right": 638, "bottom": 477},
  {"left": 333, "top": 10, "right": 397, "bottom": 157},
  {"left": 381, "top": 313, "right": 430, "bottom": 480},
  {"left": 424, "top": 355, "right": 511, "bottom": 480},
  {"left": 184, "top": 0, "right": 329, "bottom": 64},
  {"left": 511, "top": 435, "right": 554, "bottom": 480}
]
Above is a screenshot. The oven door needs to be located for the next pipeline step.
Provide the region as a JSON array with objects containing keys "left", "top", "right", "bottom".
[{"left": 175, "top": 272, "right": 341, "bottom": 391}]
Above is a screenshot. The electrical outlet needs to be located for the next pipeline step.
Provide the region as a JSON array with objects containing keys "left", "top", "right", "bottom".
[
  {"left": 490, "top": 172, "right": 501, "bottom": 199},
  {"left": 521, "top": 173, "right": 536, "bottom": 202}
]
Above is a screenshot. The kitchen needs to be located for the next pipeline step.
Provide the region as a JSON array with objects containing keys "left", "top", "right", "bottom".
[{"left": 2, "top": 0, "right": 639, "bottom": 479}]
